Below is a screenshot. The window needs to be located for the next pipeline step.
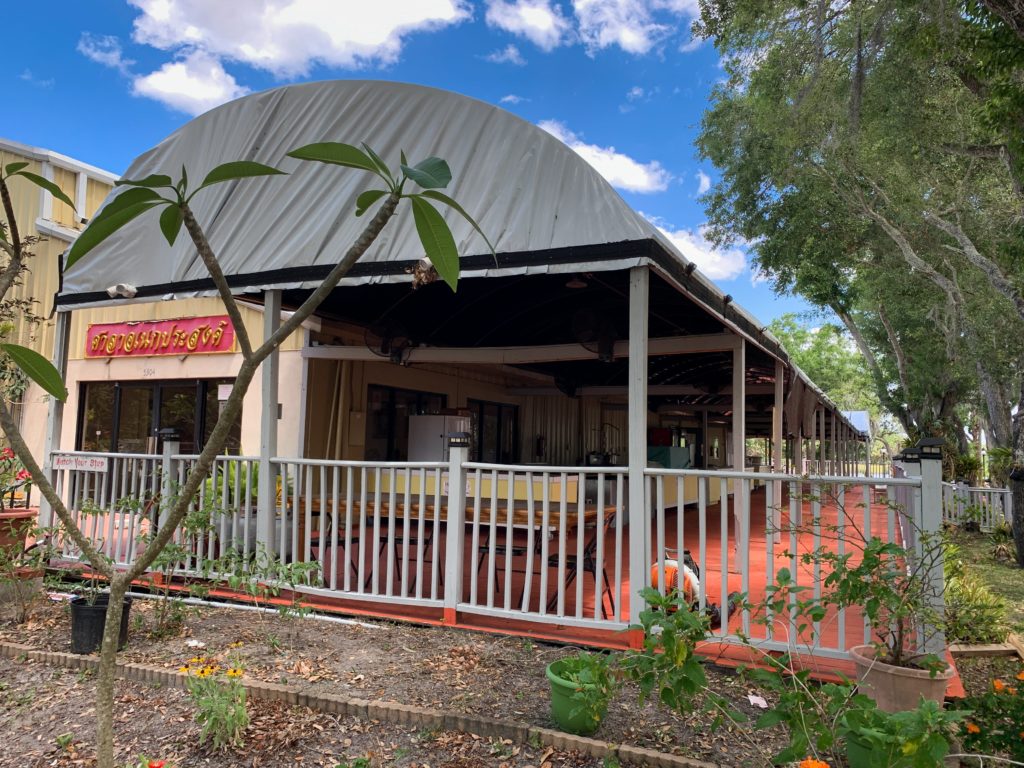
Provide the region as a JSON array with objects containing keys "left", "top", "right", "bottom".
[
  {"left": 468, "top": 399, "right": 518, "bottom": 463},
  {"left": 364, "top": 384, "right": 446, "bottom": 461},
  {"left": 77, "top": 379, "right": 242, "bottom": 454}
]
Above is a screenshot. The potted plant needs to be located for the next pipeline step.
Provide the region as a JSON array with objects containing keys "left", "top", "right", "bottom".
[
  {"left": 67, "top": 565, "right": 133, "bottom": 654},
  {"left": 824, "top": 535, "right": 954, "bottom": 712},
  {"left": 0, "top": 446, "right": 35, "bottom": 553},
  {"left": 545, "top": 651, "right": 617, "bottom": 735}
]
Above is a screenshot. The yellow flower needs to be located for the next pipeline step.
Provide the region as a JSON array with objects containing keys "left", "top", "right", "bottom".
[
  {"left": 226, "top": 668, "right": 243, "bottom": 678},
  {"left": 798, "top": 759, "right": 830, "bottom": 768},
  {"left": 228, "top": 641, "right": 243, "bottom": 648},
  {"left": 966, "top": 722, "right": 981, "bottom": 735},
  {"left": 177, "top": 666, "right": 189, "bottom": 674},
  {"left": 188, "top": 657, "right": 201, "bottom": 665},
  {"left": 994, "top": 679, "right": 1007, "bottom": 693}
]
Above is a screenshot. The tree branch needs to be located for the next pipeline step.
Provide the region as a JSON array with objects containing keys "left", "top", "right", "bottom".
[
  {"left": 922, "top": 210, "right": 1024, "bottom": 323},
  {"left": 180, "top": 204, "right": 254, "bottom": 359},
  {"left": 0, "top": 401, "right": 114, "bottom": 576}
]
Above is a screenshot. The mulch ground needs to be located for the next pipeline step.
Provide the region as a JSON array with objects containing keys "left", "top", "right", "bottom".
[{"left": 0, "top": 592, "right": 789, "bottom": 767}]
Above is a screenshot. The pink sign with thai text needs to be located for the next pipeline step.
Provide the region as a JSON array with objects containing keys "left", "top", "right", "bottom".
[{"left": 85, "top": 316, "right": 235, "bottom": 358}]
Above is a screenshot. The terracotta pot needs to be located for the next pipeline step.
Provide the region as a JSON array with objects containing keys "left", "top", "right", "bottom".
[
  {"left": 849, "top": 643, "right": 953, "bottom": 713},
  {"left": 0, "top": 509, "right": 35, "bottom": 553}
]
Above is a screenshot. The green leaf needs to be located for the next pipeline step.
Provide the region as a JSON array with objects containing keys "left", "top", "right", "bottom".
[
  {"left": 159, "top": 204, "right": 183, "bottom": 247},
  {"left": 0, "top": 343, "right": 67, "bottom": 401},
  {"left": 13, "top": 171, "right": 75, "bottom": 209},
  {"left": 65, "top": 201, "right": 161, "bottom": 270},
  {"left": 360, "top": 143, "right": 394, "bottom": 186},
  {"left": 3, "top": 162, "right": 29, "bottom": 177},
  {"left": 355, "top": 189, "right": 388, "bottom": 217},
  {"left": 197, "top": 160, "right": 286, "bottom": 190},
  {"left": 409, "top": 196, "right": 459, "bottom": 291},
  {"left": 91, "top": 187, "right": 165, "bottom": 223},
  {"left": 400, "top": 156, "right": 452, "bottom": 189},
  {"left": 116, "top": 173, "right": 174, "bottom": 189},
  {"left": 286, "top": 143, "right": 384, "bottom": 179},
  {"left": 418, "top": 190, "right": 495, "bottom": 255}
]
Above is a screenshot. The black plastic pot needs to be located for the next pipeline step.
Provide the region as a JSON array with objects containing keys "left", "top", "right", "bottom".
[{"left": 69, "top": 594, "right": 132, "bottom": 654}]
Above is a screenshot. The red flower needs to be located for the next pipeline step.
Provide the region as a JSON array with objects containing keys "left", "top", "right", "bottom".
[
  {"left": 15, "top": 469, "right": 30, "bottom": 481},
  {"left": 148, "top": 760, "right": 166, "bottom": 768},
  {"left": 0, "top": 447, "right": 14, "bottom": 460}
]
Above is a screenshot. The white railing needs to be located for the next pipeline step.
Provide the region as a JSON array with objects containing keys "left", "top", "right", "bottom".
[
  {"left": 459, "top": 462, "right": 629, "bottom": 629},
  {"left": 942, "top": 482, "right": 1013, "bottom": 531},
  {"left": 53, "top": 451, "right": 162, "bottom": 567},
  {"left": 274, "top": 458, "right": 448, "bottom": 606},
  {"left": 646, "top": 468, "right": 923, "bottom": 658}
]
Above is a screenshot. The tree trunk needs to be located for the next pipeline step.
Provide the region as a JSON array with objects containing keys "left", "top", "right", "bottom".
[
  {"left": 1010, "top": 468, "right": 1024, "bottom": 568},
  {"left": 95, "top": 575, "right": 128, "bottom": 768}
]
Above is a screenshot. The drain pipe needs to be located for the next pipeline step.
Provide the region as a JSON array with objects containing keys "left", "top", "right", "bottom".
[{"left": 122, "top": 590, "right": 382, "bottom": 630}]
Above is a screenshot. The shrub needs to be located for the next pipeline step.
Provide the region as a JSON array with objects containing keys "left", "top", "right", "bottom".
[
  {"left": 955, "top": 671, "right": 1024, "bottom": 762},
  {"left": 945, "top": 569, "right": 1010, "bottom": 644},
  {"left": 180, "top": 657, "right": 248, "bottom": 750}
]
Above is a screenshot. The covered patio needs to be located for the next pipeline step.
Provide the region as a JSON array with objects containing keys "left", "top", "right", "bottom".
[{"left": 40, "top": 80, "right": 901, "bottom": 673}]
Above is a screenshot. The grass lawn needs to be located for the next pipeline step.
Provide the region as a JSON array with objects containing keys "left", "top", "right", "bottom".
[{"left": 950, "top": 529, "right": 1024, "bottom": 635}]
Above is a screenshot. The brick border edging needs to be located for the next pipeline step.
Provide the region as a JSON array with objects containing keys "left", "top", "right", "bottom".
[{"left": 0, "top": 642, "right": 717, "bottom": 768}]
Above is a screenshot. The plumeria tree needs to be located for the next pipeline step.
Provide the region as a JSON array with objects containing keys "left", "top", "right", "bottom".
[{"left": 0, "top": 141, "right": 489, "bottom": 768}]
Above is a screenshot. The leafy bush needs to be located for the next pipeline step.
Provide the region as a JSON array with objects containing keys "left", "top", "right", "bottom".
[
  {"left": 839, "top": 697, "right": 964, "bottom": 768},
  {"left": 945, "top": 542, "right": 1010, "bottom": 644},
  {"left": 180, "top": 657, "right": 248, "bottom": 750},
  {"left": 955, "top": 671, "right": 1024, "bottom": 762}
]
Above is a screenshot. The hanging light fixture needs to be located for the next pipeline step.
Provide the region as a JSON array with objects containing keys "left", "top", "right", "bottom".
[{"left": 565, "top": 275, "right": 588, "bottom": 289}]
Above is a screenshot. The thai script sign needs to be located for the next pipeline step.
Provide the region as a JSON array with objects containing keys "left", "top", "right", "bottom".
[
  {"left": 53, "top": 455, "right": 109, "bottom": 473},
  {"left": 85, "top": 316, "right": 235, "bottom": 358}
]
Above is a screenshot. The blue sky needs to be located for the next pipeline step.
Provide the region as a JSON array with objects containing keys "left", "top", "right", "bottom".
[{"left": 3, "top": 0, "right": 814, "bottom": 322}]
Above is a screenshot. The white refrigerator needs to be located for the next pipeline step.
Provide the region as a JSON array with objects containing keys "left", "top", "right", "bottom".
[{"left": 407, "top": 414, "right": 470, "bottom": 461}]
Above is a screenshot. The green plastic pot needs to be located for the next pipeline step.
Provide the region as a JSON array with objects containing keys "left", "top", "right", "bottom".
[
  {"left": 845, "top": 731, "right": 874, "bottom": 768},
  {"left": 545, "top": 659, "right": 605, "bottom": 736}
]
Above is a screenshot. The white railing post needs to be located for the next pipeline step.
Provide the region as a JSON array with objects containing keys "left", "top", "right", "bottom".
[
  {"left": 257, "top": 289, "right": 281, "bottom": 552},
  {"left": 38, "top": 309, "right": 71, "bottom": 529},
  {"left": 158, "top": 430, "right": 181, "bottom": 532},
  {"left": 902, "top": 440, "right": 946, "bottom": 657},
  {"left": 627, "top": 266, "right": 650, "bottom": 617},
  {"left": 443, "top": 433, "right": 470, "bottom": 623}
]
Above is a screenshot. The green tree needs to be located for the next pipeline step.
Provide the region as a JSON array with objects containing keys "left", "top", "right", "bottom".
[{"left": 0, "top": 144, "right": 488, "bottom": 768}]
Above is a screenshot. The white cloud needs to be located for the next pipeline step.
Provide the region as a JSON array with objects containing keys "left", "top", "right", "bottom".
[
  {"left": 128, "top": 0, "right": 471, "bottom": 77},
  {"left": 500, "top": 94, "right": 527, "bottom": 104},
  {"left": 18, "top": 69, "right": 55, "bottom": 89},
  {"left": 539, "top": 119, "right": 671, "bottom": 193},
  {"left": 132, "top": 50, "right": 249, "bottom": 115},
  {"left": 571, "top": 0, "right": 700, "bottom": 54},
  {"left": 485, "top": 44, "right": 527, "bottom": 65},
  {"left": 77, "top": 33, "right": 135, "bottom": 75},
  {"left": 626, "top": 85, "right": 645, "bottom": 101},
  {"left": 695, "top": 170, "right": 711, "bottom": 195},
  {"left": 485, "top": 0, "right": 573, "bottom": 51},
  {"left": 643, "top": 213, "right": 747, "bottom": 280}
]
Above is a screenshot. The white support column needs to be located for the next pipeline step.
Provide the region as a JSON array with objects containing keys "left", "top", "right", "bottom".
[
  {"left": 38, "top": 310, "right": 71, "bottom": 529},
  {"left": 731, "top": 337, "right": 747, "bottom": 568},
  {"left": 818, "top": 408, "right": 826, "bottom": 472},
  {"left": 257, "top": 289, "right": 281, "bottom": 551},
  {"left": 443, "top": 435, "right": 469, "bottom": 623},
  {"left": 830, "top": 411, "right": 836, "bottom": 476},
  {"left": 772, "top": 360, "right": 784, "bottom": 541},
  {"left": 627, "top": 267, "right": 650, "bottom": 612}
]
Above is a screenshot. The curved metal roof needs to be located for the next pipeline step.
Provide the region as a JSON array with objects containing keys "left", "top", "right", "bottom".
[{"left": 60, "top": 79, "right": 665, "bottom": 304}]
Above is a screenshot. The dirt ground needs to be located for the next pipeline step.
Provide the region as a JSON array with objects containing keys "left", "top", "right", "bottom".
[{"left": 0, "top": 594, "right": 787, "bottom": 768}]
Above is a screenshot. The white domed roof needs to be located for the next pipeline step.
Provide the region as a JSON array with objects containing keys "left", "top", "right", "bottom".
[{"left": 60, "top": 79, "right": 670, "bottom": 305}]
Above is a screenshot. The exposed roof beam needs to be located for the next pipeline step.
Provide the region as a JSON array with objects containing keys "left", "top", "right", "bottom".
[{"left": 302, "top": 333, "right": 739, "bottom": 364}]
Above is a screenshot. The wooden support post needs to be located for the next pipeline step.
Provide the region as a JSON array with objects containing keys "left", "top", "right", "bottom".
[
  {"left": 39, "top": 310, "right": 71, "bottom": 529},
  {"left": 731, "top": 337, "right": 747, "bottom": 570},
  {"left": 772, "top": 360, "right": 784, "bottom": 541},
  {"left": 628, "top": 267, "right": 650, "bottom": 614},
  {"left": 257, "top": 289, "right": 281, "bottom": 551}
]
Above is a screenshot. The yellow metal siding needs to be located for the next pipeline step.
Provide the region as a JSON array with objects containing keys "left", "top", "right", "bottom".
[
  {"left": 85, "top": 178, "right": 110, "bottom": 219},
  {"left": 51, "top": 166, "right": 78, "bottom": 230}
]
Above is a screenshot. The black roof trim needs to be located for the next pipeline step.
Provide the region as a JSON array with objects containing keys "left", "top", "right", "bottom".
[{"left": 55, "top": 239, "right": 657, "bottom": 308}]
